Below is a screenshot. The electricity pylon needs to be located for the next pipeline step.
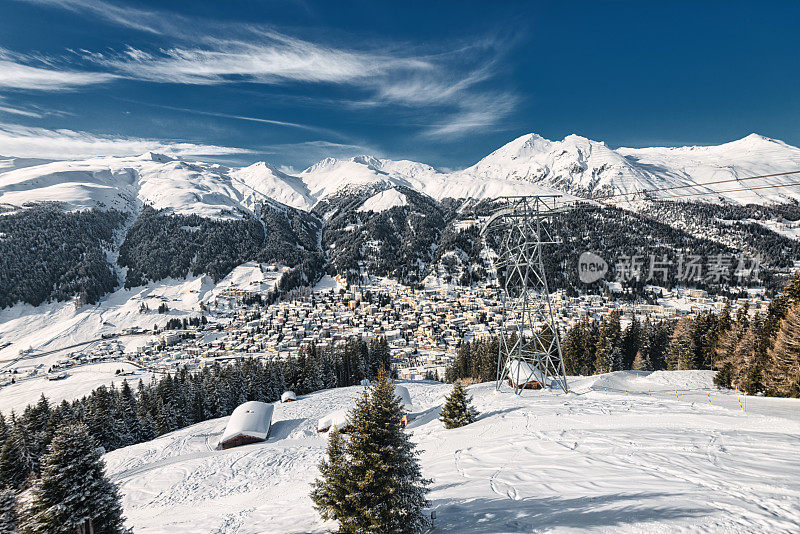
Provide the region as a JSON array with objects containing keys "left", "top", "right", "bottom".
[{"left": 480, "top": 196, "right": 571, "bottom": 394}]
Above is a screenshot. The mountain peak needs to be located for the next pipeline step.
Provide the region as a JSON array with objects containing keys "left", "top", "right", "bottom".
[
  {"left": 301, "top": 157, "right": 341, "bottom": 174},
  {"left": 140, "top": 152, "right": 174, "bottom": 163},
  {"left": 351, "top": 154, "right": 382, "bottom": 168}
]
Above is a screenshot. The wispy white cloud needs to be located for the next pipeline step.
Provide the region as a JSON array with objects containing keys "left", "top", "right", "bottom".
[
  {"left": 0, "top": 122, "right": 249, "bottom": 159},
  {"left": 0, "top": 50, "right": 115, "bottom": 91},
  {"left": 84, "top": 36, "right": 430, "bottom": 87},
  {"left": 16, "top": 0, "right": 173, "bottom": 34},
  {"left": 16, "top": 0, "right": 520, "bottom": 138},
  {"left": 120, "top": 99, "right": 345, "bottom": 138},
  {"left": 421, "top": 93, "right": 518, "bottom": 138},
  {"left": 0, "top": 104, "right": 43, "bottom": 118}
]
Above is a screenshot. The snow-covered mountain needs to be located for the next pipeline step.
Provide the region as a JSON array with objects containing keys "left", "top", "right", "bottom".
[
  {"left": 0, "top": 152, "right": 248, "bottom": 219},
  {"left": 230, "top": 161, "right": 314, "bottom": 211},
  {"left": 2, "top": 133, "right": 800, "bottom": 215},
  {"left": 453, "top": 133, "right": 800, "bottom": 204}
]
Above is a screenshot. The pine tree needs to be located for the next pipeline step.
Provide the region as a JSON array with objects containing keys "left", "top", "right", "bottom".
[
  {"left": 766, "top": 303, "right": 800, "bottom": 397},
  {"left": 19, "top": 424, "right": 128, "bottom": 534},
  {"left": 0, "top": 488, "right": 17, "bottom": 534},
  {"left": 309, "top": 429, "right": 351, "bottom": 524},
  {"left": 0, "top": 424, "right": 32, "bottom": 490},
  {"left": 311, "top": 370, "right": 430, "bottom": 533},
  {"left": 632, "top": 350, "right": 652, "bottom": 372},
  {"left": 0, "top": 414, "right": 7, "bottom": 452},
  {"left": 440, "top": 382, "right": 478, "bottom": 429},
  {"left": 666, "top": 316, "right": 695, "bottom": 370}
]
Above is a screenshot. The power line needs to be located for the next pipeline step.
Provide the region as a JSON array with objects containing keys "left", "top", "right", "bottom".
[
  {"left": 590, "top": 169, "right": 800, "bottom": 202},
  {"left": 652, "top": 180, "right": 800, "bottom": 201}
]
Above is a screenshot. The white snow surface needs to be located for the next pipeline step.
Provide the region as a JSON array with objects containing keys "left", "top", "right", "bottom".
[
  {"left": 357, "top": 187, "right": 408, "bottom": 213},
  {"left": 4, "top": 133, "right": 798, "bottom": 214},
  {"left": 103, "top": 372, "right": 800, "bottom": 533},
  {"left": 0, "top": 361, "right": 153, "bottom": 415}
]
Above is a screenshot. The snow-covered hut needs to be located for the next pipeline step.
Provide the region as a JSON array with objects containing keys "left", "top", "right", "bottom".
[
  {"left": 219, "top": 401, "right": 274, "bottom": 450},
  {"left": 280, "top": 390, "right": 297, "bottom": 403},
  {"left": 317, "top": 409, "right": 352, "bottom": 433},
  {"left": 393, "top": 383, "right": 413, "bottom": 412},
  {"left": 506, "top": 359, "right": 546, "bottom": 389}
]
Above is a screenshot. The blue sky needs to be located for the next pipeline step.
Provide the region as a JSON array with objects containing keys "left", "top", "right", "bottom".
[{"left": 0, "top": 0, "right": 798, "bottom": 170}]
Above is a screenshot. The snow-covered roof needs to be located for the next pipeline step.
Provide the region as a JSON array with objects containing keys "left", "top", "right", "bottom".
[
  {"left": 393, "top": 383, "right": 413, "bottom": 411},
  {"left": 506, "top": 359, "right": 547, "bottom": 387},
  {"left": 317, "top": 409, "right": 350, "bottom": 432},
  {"left": 280, "top": 390, "right": 297, "bottom": 402},
  {"left": 220, "top": 401, "right": 274, "bottom": 444}
]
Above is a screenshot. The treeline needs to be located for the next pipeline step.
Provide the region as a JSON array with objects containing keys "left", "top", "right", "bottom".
[
  {"left": 259, "top": 204, "right": 325, "bottom": 294},
  {"left": 0, "top": 203, "right": 125, "bottom": 309},
  {"left": 0, "top": 337, "right": 391, "bottom": 494},
  {"left": 432, "top": 200, "right": 800, "bottom": 297},
  {"left": 714, "top": 274, "right": 800, "bottom": 396},
  {"left": 445, "top": 274, "right": 800, "bottom": 399},
  {"left": 118, "top": 203, "right": 325, "bottom": 294},
  {"left": 163, "top": 316, "right": 208, "bottom": 330},
  {"left": 118, "top": 205, "right": 264, "bottom": 287},
  {"left": 445, "top": 314, "right": 675, "bottom": 383}
]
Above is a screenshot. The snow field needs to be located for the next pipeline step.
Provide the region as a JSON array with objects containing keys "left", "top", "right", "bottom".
[
  {"left": 0, "top": 361, "right": 154, "bottom": 415},
  {"left": 103, "top": 372, "right": 800, "bottom": 533}
]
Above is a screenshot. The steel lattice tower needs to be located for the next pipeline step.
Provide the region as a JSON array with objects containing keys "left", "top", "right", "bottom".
[{"left": 481, "top": 196, "right": 570, "bottom": 394}]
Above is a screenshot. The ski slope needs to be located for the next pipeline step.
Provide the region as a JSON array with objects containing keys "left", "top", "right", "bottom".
[{"left": 103, "top": 372, "right": 800, "bottom": 533}]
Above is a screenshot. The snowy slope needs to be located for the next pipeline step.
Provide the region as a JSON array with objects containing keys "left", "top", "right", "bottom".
[
  {"left": 299, "top": 155, "right": 413, "bottom": 201},
  {"left": 0, "top": 152, "right": 248, "bottom": 218},
  {"left": 0, "top": 362, "right": 154, "bottom": 415},
  {"left": 3, "top": 133, "right": 799, "bottom": 214},
  {"left": 357, "top": 187, "right": 408, "bottom": 212},
  {"left": 229, "top": 162, "right": 314, "bottom": 211},
  {"left": 617, "top": 134, "right": 800, "bottom": 204},
  {"left": 103, "top": 373, "right": 800, "bottom": 533},
  {"left": 452, "top": 132, "right": 800, "bottom": 204}
]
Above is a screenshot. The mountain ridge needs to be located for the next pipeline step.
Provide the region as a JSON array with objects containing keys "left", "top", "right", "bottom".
[{"left": 3, "top": 133, "right": 800, "bottom": 217}]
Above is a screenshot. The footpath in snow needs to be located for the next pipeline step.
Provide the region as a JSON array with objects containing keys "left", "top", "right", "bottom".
[{"left": 102, "top": 371, "right": 800, "bottom": 533}]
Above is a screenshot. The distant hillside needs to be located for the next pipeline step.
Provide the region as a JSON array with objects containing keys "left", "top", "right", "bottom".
[{"left": 2, "top": 133, "right": 800, "bottom": 308}]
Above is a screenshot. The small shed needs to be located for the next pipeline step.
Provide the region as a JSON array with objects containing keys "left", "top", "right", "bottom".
[
  {"left": 219, "top": 401, "right": 274, "bottom": 450},
  {"left": 280, "top": 390, "right": 297, "bottom": 403},
  {"left": 317, "top": 409, "right": 352, "bottom": 433},
  {"left": 506, "top": 359, "right": 546, "bottom": 390}
]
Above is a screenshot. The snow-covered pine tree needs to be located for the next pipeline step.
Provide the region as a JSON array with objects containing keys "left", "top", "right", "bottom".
[
  {"left": 0, "top": 423, "right": 32, "bottom": 490},
  {"left": 0, "top": 414, "right": 7, "bottom": 451},
  {"left": 312, "top": 369, "right": 430, "bottom": 533},
  {"left": 440, "top": 382, "right": 479, "bottom": 429},
  {"left": 309, "top": 429, "right": 352, "bottom": 524},
  {"left": 0, "top": 488, "right": 17, "bottom": 534},
  {"left": 19, "top": 423, "right": 128, "bottom": 534},
  {"left": 766, "top": 302, "right": 800, "bottom": 397}
]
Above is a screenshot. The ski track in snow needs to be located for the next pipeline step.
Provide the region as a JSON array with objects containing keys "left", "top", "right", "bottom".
[{"left": 98, "top": 372, "right": 800, "bottom": 533}]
